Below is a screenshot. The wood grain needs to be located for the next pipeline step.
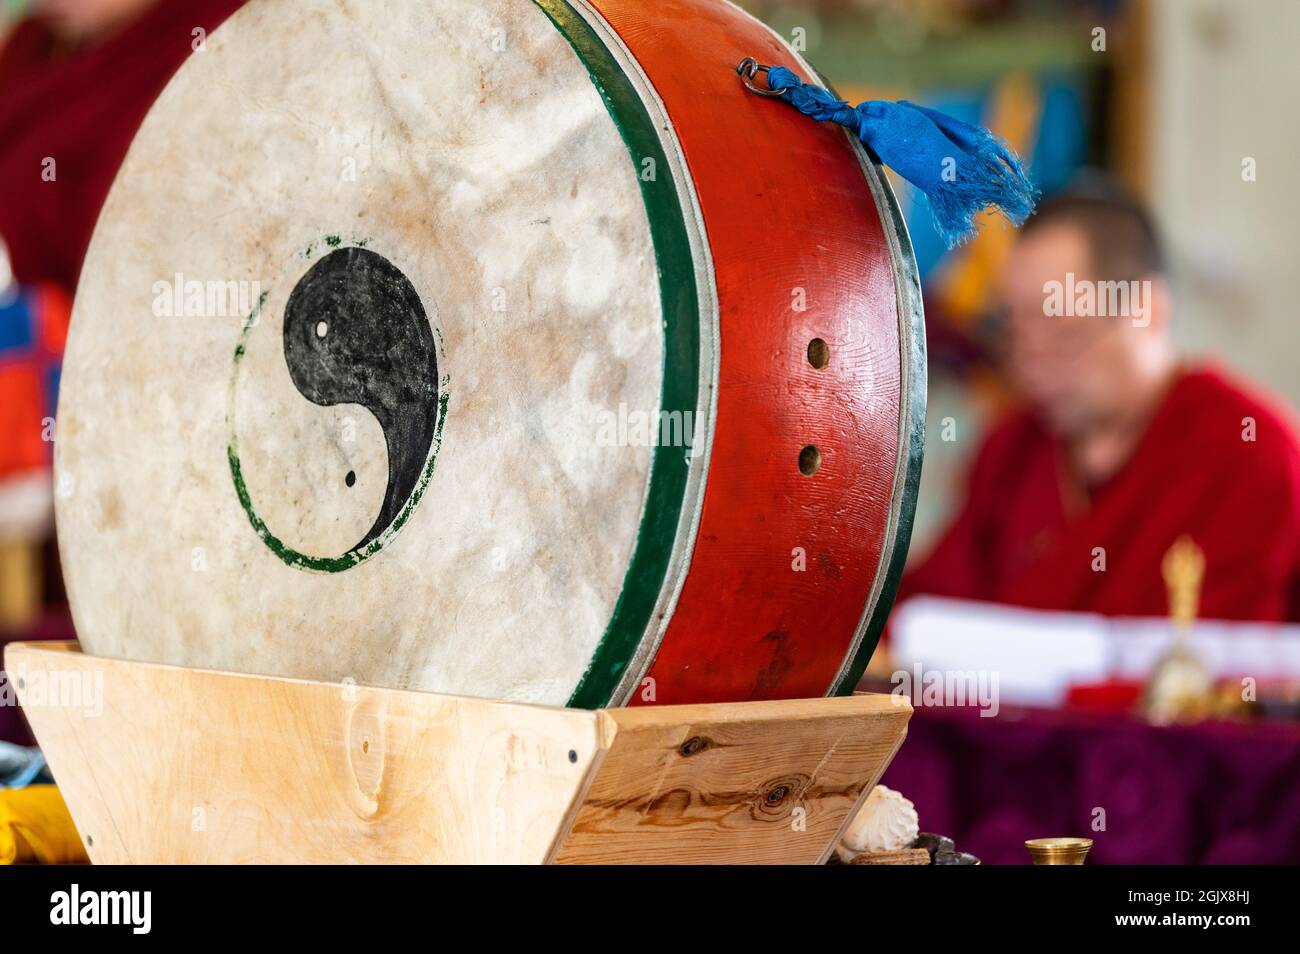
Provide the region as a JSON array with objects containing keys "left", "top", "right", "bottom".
[
  {"left": 8, "top": 642, "right": 601, "bottom": 863},
  {"left": 553, "top": 694, "right": 911, "bottom": 864},
  {"left": 8, "top": 643, "right": 910, "bottom": 864}
]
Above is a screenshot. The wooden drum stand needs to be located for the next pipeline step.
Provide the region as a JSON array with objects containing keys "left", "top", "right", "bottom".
[{"left": 6, "top": 641, "right": 909, "bottom": 864}]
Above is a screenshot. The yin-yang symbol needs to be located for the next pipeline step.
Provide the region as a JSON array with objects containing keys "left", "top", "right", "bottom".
[{"left": 227, "top": 245, "right": 444, "bottom": 571}]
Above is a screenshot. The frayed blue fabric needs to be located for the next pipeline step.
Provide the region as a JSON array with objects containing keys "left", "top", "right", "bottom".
[
  {"left": 0, "top": 741, "right": 51, "bottom": 789},
  {"left": 765, "top": 66, "right": 1038, "bottom": 248}
]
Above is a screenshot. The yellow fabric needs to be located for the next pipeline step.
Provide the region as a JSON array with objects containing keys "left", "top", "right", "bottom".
[{"left": 0, "top": 785, "right": 90, "bottom": 864}]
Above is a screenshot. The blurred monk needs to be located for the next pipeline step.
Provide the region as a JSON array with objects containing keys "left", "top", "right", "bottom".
[{"left": 902, "top": 180, "right": 1300, "bottom": 621}]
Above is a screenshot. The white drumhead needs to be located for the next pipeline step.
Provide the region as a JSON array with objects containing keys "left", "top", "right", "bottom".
[{"left": 56, "top": 0, "right": 679, "bottom": 704}]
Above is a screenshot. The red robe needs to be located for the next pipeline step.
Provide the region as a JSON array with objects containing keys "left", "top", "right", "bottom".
[
  {"left": 0, "top": 0, "right": 246, "bottom": 294},
  {"left": 901, "top": 365, "right": 1300, "bottom": 622}
]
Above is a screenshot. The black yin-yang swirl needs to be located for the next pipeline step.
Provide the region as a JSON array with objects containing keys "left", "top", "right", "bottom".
[{"left": 282, "top": 247, "right": 438, "bottom": 552}]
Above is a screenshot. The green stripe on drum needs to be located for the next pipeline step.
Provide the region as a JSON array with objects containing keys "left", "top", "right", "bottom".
[{"left": 536, "top": 0, "right": 702, "bottom": 708}]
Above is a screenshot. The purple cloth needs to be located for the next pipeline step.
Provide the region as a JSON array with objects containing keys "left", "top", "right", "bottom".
[{"left": 881, "top": 705, "right": 1300, "bottom": 864}]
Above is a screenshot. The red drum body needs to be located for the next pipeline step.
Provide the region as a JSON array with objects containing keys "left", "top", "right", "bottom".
[{"left": 55, "top": 0, "right": 924, "bottom": 707}]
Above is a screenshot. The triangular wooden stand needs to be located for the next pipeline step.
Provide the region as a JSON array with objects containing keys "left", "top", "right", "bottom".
[{"left": 6, "top": 641, "right": 910, "bottom": 864}]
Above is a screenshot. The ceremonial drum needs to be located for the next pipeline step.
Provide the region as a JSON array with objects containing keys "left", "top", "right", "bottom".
[{"left": 55, "top": 0, "right": 924, "bottom": 707}]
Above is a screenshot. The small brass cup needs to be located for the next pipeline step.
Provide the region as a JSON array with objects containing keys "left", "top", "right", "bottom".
[{"left": 1025, "top": 837, "right": 1093, "bottom": 865}]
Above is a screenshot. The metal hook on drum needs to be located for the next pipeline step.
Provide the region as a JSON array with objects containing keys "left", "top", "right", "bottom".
[{"left": 735, "top": 57, "right": 786, "bottom": 98}]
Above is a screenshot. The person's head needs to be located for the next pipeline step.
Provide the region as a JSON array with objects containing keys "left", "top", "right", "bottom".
[
  {"left": 997, "top": 175, "right": 1175, "bottom": 437},
  {"left": 34, "top": 0, "right": 157, "bottom": 42}
]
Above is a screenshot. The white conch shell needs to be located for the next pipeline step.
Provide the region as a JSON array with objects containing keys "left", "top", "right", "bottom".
[{"left": 837, "top": 784, "right": 920, "bottom": 859}]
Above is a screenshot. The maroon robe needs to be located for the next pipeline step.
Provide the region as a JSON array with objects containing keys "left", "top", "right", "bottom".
[
  {"left": 0, "top": 0, "right": 245, "bottom": 294},
  {"left": 902, "top": 365, "right": 1300, "bottom": 622}
]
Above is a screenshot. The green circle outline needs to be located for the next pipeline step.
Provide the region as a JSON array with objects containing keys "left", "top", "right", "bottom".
[{"left": 225, "top": 242, "right": 449, "bottom": 573}]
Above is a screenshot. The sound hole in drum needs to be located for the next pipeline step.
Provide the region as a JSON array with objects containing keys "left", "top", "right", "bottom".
[
  {"left": 807, "top": 338, "right": 829, "bottom": 369},
  {"left": 798, "top": 445, "right": 821, "bottom": 476}
]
